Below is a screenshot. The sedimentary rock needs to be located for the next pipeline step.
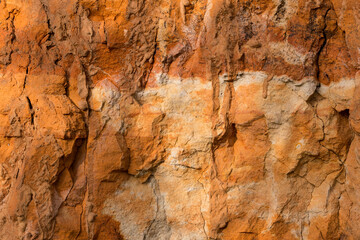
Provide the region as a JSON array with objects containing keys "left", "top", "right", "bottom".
[{"left": 0, "top": 0, "right": 359, "bottom": 239}]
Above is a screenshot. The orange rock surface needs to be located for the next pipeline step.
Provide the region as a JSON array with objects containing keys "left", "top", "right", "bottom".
[{"left": 0, "top": 0, "right": 359, "bottom": 239}]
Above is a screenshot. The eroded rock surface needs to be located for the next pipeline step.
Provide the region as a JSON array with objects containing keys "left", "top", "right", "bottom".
[{"left": 0, "top": 0, "right": 359, "bottom": 239}]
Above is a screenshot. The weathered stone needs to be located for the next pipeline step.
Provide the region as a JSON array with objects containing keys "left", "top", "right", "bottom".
[{"left": 0, "top": 0, "right": 359, "bottom": 239}]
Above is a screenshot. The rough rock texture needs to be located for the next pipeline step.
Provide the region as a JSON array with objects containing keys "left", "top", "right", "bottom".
[{"left": 0, "top": 0, "right": 360, "bottom": 239}]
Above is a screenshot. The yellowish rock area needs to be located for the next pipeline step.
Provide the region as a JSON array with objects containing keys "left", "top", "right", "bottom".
[{"left": 0, "top": 0, "right": 360, "bottom": 239}]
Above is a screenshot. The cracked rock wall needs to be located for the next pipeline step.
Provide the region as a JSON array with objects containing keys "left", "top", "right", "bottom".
[{"left": 0, "top": 0, "right": 360, "bottom": 239}]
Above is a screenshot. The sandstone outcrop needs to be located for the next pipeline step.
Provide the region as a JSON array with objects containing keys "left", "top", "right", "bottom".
[{"left": 0, "top": 0, "right": 360, "bottom": 239}]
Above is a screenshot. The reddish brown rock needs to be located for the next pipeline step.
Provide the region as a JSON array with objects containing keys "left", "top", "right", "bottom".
[{"left": 0, "top": 0, "right": 359, "bottom": 239}]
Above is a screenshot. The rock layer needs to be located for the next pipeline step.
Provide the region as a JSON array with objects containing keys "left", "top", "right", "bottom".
[{"left": 0, "top": 0, "right": 360, "bottom": 239}]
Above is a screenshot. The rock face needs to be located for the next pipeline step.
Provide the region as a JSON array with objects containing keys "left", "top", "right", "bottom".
[{"left": 0, "top": 0, "right": 360, "bottom": 239}]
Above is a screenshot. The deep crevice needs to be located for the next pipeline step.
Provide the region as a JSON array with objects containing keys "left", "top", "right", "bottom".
[{"left": 26, "top": 96, "right": 34, "bottom": 125}]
